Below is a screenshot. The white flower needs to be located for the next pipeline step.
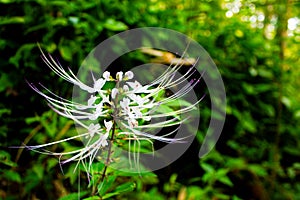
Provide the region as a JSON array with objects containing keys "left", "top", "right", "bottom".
[
  {"left": 124, "top": 71, "right": 134, "bottom": 80},
  {"left": 116, "top": 71, "right": 123, "bottom": 81},
  {"left": 104, "top": 120, "right": 113, "bottom": 132},
  {"left": 24, "top": 47, "right": 202, "bottom": 175},
  {"left": 103, "top": 71, "right": 110, "bottom": 81},
  {"left": 88, "top": 123, "right": 101, "bottom": 137},
  {"left": 100, "top": 133, "right": 109, "bottom": 147},
  {"left": 87, "top": 95, "right": 97, "bottom": 107},
  {"left": 101, "top": 94, "right": 110, "bottom": 104},
  {"left": 127, "top": 80, "right": 141, "bottom": 89},
  {"left": 123, "top": 85, "right": 129, "bottom": 92},
  {"left": 93, "top": 78, "right": 105, "bottom": 92},
  {"left": 131, "top": 106, "right": 142, "bottom": 118},
  {"left": 111, "top": 88, "right": 119, "bottom": 99},
  {"left": 120, "top": 97, "right": 130, "bottom": 112},
  {"left": 127, "top": 93, "right": 149, "bottom": 106},
  {"left": 89, "top": 103, "right": 104, "bottom": 120},
  {"left": 127, "top": 117, "right": 138, "bottom": 128},
  {"left": 126, "top": 80, "right": 153, "bottom": 93}
]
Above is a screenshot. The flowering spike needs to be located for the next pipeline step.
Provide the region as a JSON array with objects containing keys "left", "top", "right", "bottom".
[{"left": 25, "top": 47, "right": 203, "bottom": 175}]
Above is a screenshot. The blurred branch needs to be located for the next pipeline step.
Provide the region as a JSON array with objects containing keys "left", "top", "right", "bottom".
[
  {"left": 140, "top": 48, "right": 196, "bottom": 66},
  {"left": 15, "top": 124, "right": 43, "bottom": 163}
]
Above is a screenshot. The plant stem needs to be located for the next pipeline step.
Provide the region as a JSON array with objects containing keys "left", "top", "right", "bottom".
[
  {"left": 91, "top": 120, "right": 116, "bottom": 196},
  {"left": 92, "top": 82, "right": 119, "bottom": 196},
  {"left": 102, "top": 120, "right": 117, "bottom": 180}
]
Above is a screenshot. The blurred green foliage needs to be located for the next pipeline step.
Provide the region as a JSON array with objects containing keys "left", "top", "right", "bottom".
[{"left": 1, "top": 0, "right": 300, "bottom": 199}]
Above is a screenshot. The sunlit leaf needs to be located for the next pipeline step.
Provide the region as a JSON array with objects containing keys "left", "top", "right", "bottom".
[
  {"left": 0, "top": 16, "right": 25, "bottom": 25},
  {"left": 103, "top": 18, "right": 128, "bottom": 31}
]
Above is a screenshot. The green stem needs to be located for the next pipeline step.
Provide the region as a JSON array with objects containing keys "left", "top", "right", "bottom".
[
  {"left": 91, "top": 120, "right": 116, "bottom": 196},
  {"left": 92, "top": 82, "right": 119, "bottom": 196}
]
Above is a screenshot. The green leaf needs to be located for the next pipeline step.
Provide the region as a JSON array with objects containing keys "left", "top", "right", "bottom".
[
  {"left": 294, "top": 110, "right": 300, "bottom": 118},
  {"left": 0, "top": 150, "right": 17, "bottom": 167},
  {"left": 59, "top": 46, "right": 73, "bottom": 62},
  {"left": 0, "top": 16, "right": 25, "bottom": 25},
  {"left": 64, "top": 163, "right": 78, "bottom": 185},
  {"left": 39, "top": 111, "right": 57, "bottom": 138},
  {"left": 0, "top": 108, "right": 11, "bottom": 117},
  {"left": 164, "top": 99, "right": 193, "bottom": 108},
  {"left": 241, "top": 112, "right": 257, "bottom": 133},
  {"left": 281, "top": 96, "right": 292, "bottom": 108},
  {"left": 156, "top": 104, "right": 175, "bottom": 114},
  {"left": 103, "top": 18, "right": 128, "bottom": 31},
  {"left": 202, "top": 172, "right": 211, "bottom": 183},
  {"left": 59, "top": 191, "right": 88, "bottom": 200},
  {"left": 24, "top": 172, "right": 40, "bottom": 192},
  {"left": 233, "top": 195, "right": 243, "bottom": 200},
  {"left": 91, "top": 162, "right": 105, "bottom": 172},
  {"left": 25, "top": 115, "right": 40, "bottom": 124},
  {"left": 248, "top": 164, "right": 267, "bottom": 177},
  {"left": 215, "top": 193, "right": 231, "bottom": 199},
  {"left": 0, "top": 169, "right": 21, "bottom": 183},
  {"left": 98, "top": 175, "right": 117, "bottom": 196},
  {"left": 51, "top": 18, "right": 68, "bottom": 26},
  {"left": 257, "top": 68, "right": 273, "bottom": 79},
  {"left": 242, "top": 83, "right": 255, "bottom": 95},
  {"left": 225, "top": 157, "right": 245, "bottom": 169},
  {"left": 82, "top": 196, "right": 100, "bottom": 200},
  {"left": 0, "top": 0, "right": 15, "bottom": 3},
  {"left": 68, "top": 16, "right": 79, "bottom": 25},
  {"left": 102, "top": 182, "right": 136, "bottom": 199},
  {"left": 0, "top": 74, "right": 13, "bottom": 92},
  {"left": 9, "top": 43, "right": 36, "bottom": 68},
  {"left": 215, "top": 168, "right": 229, "bottom": 177},
  {"left": 200, "top": 162, "right": 214, "bottom": 173},
  {"left": 33, "top": 163, "right": 44, "bottom": 180},
  {"left": 293, "top": 163, "right": 300, "bottom": 169},
  {"left": 47, "top": 158, "right": 58, "bottom": 171},
  {"left": 218, "top": 176, "right": 233, "bottom": 187}
]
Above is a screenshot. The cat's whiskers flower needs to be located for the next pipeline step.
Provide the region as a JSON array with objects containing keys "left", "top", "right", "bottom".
[{"left": 23, "top": 48, "right": 202, "bottom": 174}]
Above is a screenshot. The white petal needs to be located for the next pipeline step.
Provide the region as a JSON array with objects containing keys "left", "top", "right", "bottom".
[
  {"left": 143, "top": 116, "right": 151, "bottom": 121},
  {"left": 127, "top": 81, "right": 152, "bottom": 93},
  {"left": 131, "top": 107, "right": 142, "bottom": 118},
  {"left": 120, "top": 97, "right": 130, "bottom": 112},
  {"left": 116, "top": 71, "right": 123, "bottom": 81},
  {"left": 127, "top": 80, "right": 142, "bottom": 89},
  {"left": 94, "top": 78, "right": 105, "bottom": 91},
  {"left": 111, "top": 88, "right": 119, "bottom": 99},
  {"left": 103, "top": 95, "right": 110, "bottom": 103},
  {"left": 127, "top": 93, "right": 148, "bottom": 106},
  {"left": 89, "top": 103, "right": 104, "bottom": 120},
  {"left": 125, "top": 71, "right": 134, "bottom": 80},
  {"left": 87, "top": 95, "right": 97, "bottom": 106},
  {"left": 88, "top": 123, "right": 101, "bottom": 137},
  {"left": 104, "top": 120, "right": 113, "bottom": 131},
  {"left": 128, "top": 118, "right": 138, "bottom": 128},
  {"left": 103, "top": 71, "right": 110, "bottom": 80},
  {"left": 123, "top": 85, "right": 129, "bottom": 92},
  {"left": 100, "top": 133, "right": 109, "bottom": 147}
]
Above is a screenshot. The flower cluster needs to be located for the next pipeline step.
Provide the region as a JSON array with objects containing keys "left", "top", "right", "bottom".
[{"left": 25, "top": 47, "right": 202, "bottom": 173}]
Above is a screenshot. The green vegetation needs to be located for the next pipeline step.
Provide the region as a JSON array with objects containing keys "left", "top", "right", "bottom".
[{"left": 1, "top": 0, "right": 300, "bottom": 199}]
